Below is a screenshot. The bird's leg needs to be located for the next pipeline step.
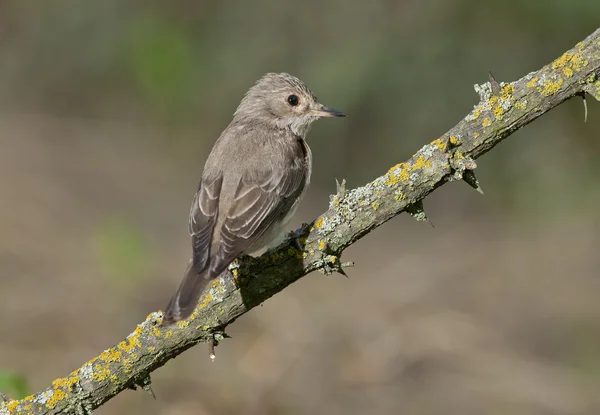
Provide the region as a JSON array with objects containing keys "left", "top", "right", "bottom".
[
  {"left": 224, "top": 257, "right": 250, "bottom": 290},
  {"left": 288, "top": 222, "right": 311, "bottom": 251}
]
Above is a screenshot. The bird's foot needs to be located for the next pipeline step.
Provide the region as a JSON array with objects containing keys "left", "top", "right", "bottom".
[
  {"left": 288, "top": 222, "right": 311, "bottom": 251},
  {"left": 224, "top": 260, "right": 247, "bottom": 290}
]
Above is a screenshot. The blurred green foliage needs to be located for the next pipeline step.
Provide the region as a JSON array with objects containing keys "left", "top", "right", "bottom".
[
  {"left": 93, "top": 216, "right": 155, "bottom": 288},
  {"left": 0, "top": 2, "right": 599, "bottom": 217},
  {"left": 0, "top": 372, "right": 30, "bottom": 400},
  {"left": 127, "top": 14, "right": 194, "bottom": 117}
]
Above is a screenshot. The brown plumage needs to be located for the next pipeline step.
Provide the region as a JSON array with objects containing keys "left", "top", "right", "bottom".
[{"left": 162, "top": 73, "right": 345, "bottom": 326}]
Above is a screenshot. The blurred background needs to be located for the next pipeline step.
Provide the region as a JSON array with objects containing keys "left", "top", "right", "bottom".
[{"left": 1, "top": 1, "right": 600, "bottom": 414}]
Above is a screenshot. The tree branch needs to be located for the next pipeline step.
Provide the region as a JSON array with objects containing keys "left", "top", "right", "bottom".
[{"left": 3, "top": 28, "right": 600, "bottom": 415}]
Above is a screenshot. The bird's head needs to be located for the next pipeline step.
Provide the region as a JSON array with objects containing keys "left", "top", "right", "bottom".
[{"left": 234, "top": 72, "right": 346, "bottom": 137}]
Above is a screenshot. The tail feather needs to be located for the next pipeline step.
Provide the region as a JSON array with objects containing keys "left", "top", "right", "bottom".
[{"left": 162, "top": 260, "right": 213, "bottom": 326}]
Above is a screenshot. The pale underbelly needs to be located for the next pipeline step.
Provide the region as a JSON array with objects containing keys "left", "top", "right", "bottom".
[{"left": 243, "top": 204, "right": 299, "bottom": 256}]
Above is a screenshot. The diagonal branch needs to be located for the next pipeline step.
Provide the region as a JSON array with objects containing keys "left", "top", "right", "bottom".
[{"left": 3, "top": 28, "right": 600, "bottom": 415}]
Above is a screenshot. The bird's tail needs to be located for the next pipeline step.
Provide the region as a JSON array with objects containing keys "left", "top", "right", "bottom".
[{"left": 162, "top": 260, "right": 213, "bottom": 326}]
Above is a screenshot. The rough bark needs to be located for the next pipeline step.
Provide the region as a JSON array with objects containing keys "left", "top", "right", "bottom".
[{"left": 2, "top": 28, "right": 600, "bottom": 415}]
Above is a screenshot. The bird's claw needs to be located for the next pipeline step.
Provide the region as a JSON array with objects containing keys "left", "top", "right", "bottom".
[{"left": 288, "top": 222, "right": 311, "bottom": 251}]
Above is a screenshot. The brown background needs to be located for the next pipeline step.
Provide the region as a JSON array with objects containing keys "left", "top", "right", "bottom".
[{"left": 1, "top": 1, "right": 600, "bottom": 414}]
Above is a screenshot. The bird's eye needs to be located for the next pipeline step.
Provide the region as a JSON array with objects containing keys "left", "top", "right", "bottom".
[{"left": 287, "top": 95, "right": 299, "bottom": 106}]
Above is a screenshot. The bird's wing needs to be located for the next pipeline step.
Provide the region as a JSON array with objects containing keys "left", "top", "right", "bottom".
[
  {"left": 188, "top": 173, "right": 223, "bottom": 270},
  {"left": 209, "top": 155, "right": 307, "bottom": 276},
  {"left": 162, "top": 173, "right": 223, "bottom": 325}
]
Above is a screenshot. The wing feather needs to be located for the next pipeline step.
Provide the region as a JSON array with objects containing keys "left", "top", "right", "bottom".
[
  {"left": 188, "top": 174, "right": 223, "bottom": 268},
  {"left": 210, "top": 154, "right": 307, "bottom": 275}
]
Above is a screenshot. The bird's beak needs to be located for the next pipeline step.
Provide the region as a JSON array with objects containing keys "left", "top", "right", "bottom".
[{"left": 311, "top": 104, "right": 346, "bottom": 118}]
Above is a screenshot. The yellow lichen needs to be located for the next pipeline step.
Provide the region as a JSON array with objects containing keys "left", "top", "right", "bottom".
[
  {"left": 571, "top": 54, "right": 588, "bottom": 71},
  {"left": 500, "top": 84, "right": 514, "bottom": 100},
  {"left": 473, "top": 141, "right": 479, "bottom": 146},
  {"left": 7, "top": 400, "right": 20, "bottom": 411},
  {"left": 177, "top": 319, "right": 190, "bottom": 329},
  {"left": 329, "top": 255, "right": 337, "bottom": 264},
  {"left": 394, "top": 191, "right": 405, "bottom": 201},
  {"left": 449, "top": 135, "right": 461, "bottom": 146},
  {"left": 527, "top": 77, "right": 538, "bottom": 88},
  {"left": 314, "top": 217, "right": 324, "bottom": 229},
  {"left": 52, "top": 374, "right": 80, "bottom": 389},
  {"left": 542, "top": 78, "right": 563, "bottom": 95},
  {"left": 387, "top": 163, "right": 404, "bottom": 173},
  {"left": 189, "top": 307, "right": 200, "bottom": 320},
  {"left": 493, "top": 106, "right": 504, "bottom": 120},
  {"left": 99, "top": 348, "right": 122, "bottom": 363},
  {"left": 46, "top": 389, "right": 67, "bottom": 409},
  {"left": 473, "top": 132, "right": 480, "bottom": 138},
  {"left": 410, "top": 156, "right": 432, "bottom": 171},
  {"left": 372, "top": 201, "right": 380, "bottom": 210},
  {"left": 197, "top": 292, "right": 214, "bottom": 311},
  {"left": 384, "top": 163, "right": 409, "bottom": 186},
  {"left": 165, "top": 330, "right": 173, "bottom": 339},
  {"left": 482, "top": 118, "right": 491, "bottom": 127},
  {"left": 431, "top": 138, "right": 447, "bottom": 151},
  {"left": 470, "top": 106, "right": 482, "bottom": 121},
  {"left": 92, "top": 365, "right": 111, "bottom": 382},
  {"left": 117, "top": 326, "right": 142, "bottom": 354},
  {"left": 122, "top": 358, "right": 134, "bottom": 374},
  {"left": 563, "top": 67, "right": 573, "bottom": 77},
  {"left": 514, "top": 100, "right": 527, "bottom": 110},
  {"left": 552, "top": 51, "right": 588, "bottom": 77},
  {"left": 552, "top": 52, "right": 572, "bottom": 70},
  {"left": 318, "top": 240, "right": 326, "bottom": 250}
]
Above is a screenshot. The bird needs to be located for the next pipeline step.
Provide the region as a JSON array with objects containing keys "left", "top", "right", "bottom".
[{"left": 162, "top": 72, "right": 346, "bottom": 325}]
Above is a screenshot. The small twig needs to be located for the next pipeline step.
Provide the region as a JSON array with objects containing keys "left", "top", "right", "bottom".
[
  {"left": 208, "top": 337, "right": 216, "bottom": 362},
  {"left": 488, "top": 71, "right": 501, "bottom": 95}
]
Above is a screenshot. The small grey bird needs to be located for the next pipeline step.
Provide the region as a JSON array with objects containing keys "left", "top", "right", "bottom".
[{"left": 162, "top": 73, "right": 345, "bottom": 325}]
